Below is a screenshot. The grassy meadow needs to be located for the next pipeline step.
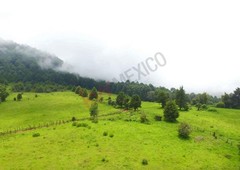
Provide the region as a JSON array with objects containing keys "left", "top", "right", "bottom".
[{"left": 0, "top": 91, "right": 239, "bottom": 169}]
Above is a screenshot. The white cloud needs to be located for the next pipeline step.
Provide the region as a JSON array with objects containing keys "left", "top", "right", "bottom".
[{"left": 0, "top": 0, "right": 240, "bottom": 95}]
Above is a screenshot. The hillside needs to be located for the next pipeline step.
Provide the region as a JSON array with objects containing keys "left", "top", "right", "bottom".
[
  {"left": 0, "top": 39, "right": 80, "bottom": 85},
  {"left": 0, "top": 92, "right": 239, "bottom": 169}
]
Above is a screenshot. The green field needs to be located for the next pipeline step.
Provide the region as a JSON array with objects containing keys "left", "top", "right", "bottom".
[{"left": 0, "top": 92, "right": 239, "bottom": 169}]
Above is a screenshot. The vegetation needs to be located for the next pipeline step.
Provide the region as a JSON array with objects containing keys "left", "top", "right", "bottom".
[
  {"left": 89, "top": 87, "right": 98, "bottom": 100},
  {"left": 178, "top": 122, "right": 191, "bottom": 139},
  {"left": 89, "top": 100, "right": 99, "bottom": 122},
  {"left": 176, "top": 86, "right": 187, "bottom": 110},
  {"left": 0, "top": 41, "right": 239, "bottom": 169},
  {"left": 0, "top": 92, "right": 239, "bottom": 169},
  {"left": 0, "top": 84, "right": 9, "bottom": 102},
  {"left": 130, "top": 94, "right": 142, "bottom": 111},
  {"left": 164, "top": 100, "right": 179, "bottom": 122}
]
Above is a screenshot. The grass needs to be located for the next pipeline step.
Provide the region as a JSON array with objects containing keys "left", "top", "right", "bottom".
[{"left": 0, "top": 91, "right": 239, "bottom": 169}]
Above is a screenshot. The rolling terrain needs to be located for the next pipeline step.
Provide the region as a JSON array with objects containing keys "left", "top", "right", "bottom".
[{"left": 0, "top": 92, "right": 239, "bottom": 169}]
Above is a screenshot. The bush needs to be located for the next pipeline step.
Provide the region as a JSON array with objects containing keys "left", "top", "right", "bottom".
[
  {"left": 208, "top": 108, "right": 218, "bottom": 112},
  {"left": 142, "top": 159, "right": 148, "bottom": 165},
  {"left": 76, "top": 123, "right": 89, "bottom": 128},
  {"left": 32, "top": 133, "right": 40, "bottom": 137},
  {"left": 72, "top": 117, "right": 77, "bottom": 121},
  {"left": 154, "top": 115, "right": 162, "bottom": 121},
  {"left": 216, "top": 102, "right": 225, "bottom": 108},
  {"left": 103, "top": 131, "right": 108, "bottom": 136},
  {"left": 201, "top": 104, "right": 208, "bottom": 110},
  {"left": 140, "top": 112, "right": 148, "bottom": 123},
  {"left": 17, "top": 93, "right": 22, "bottom": 101},
  {"left": 109, "top": 134, "right": 114, "bottom": 138},
  {"left": 72, "top": 122, "right": 77, "bottom": 126},
  {"left": 164, "top": 101, "right": 179, "bottom": 122},
  {"left": 178, "top": 122, "right": 191, "bottom": 139}
]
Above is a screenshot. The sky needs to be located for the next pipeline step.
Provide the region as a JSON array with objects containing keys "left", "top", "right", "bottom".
[{"left": 0, "top": 0, "right": 240, "bottom": 95}]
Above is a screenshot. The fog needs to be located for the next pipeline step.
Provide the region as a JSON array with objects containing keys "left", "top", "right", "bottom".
[{"left": 1, "top": 0, "right": 240, "bottom": 95}]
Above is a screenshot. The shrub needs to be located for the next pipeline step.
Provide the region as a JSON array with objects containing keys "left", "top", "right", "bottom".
[
  {"left": 183, "top": 104, "right": 189, "bottom": 111},
  {"left": 72, "top": 117, "right": 77, "bottom": 121},
  {"left": 201, "top": 104, "right": 208, "bottom": 110},
  {"left": 103, "top": 131, "right": 108, "bottom": 136},
  {"left": 109, "top": 134, "right": 114, "bottom": 138},
  {"left": 72, "top": 122, "right": 77, "bottom": 126},
  {"left": 142, "top": 159, "right": 148, "bottom": 165},
  {"left": 76, "top": 123, "right": 88, "bottom": 127},
  {"left": 208, "top": 108, "right": 218, "bottom": 112},
  {"left": 178, "top": 122, "right": 191, "bottom": 139},
  {"left": 140, "top": 112, "right": 148, "bottom": 123},
  {"left": 164, "top": 101, "right": 179, "bottom": 122},
  {"left": 17, "top": 93, "right": 22, "bottom": 101},
  {"left": 154, "top": 115, "right": 162, "bottom": 121},
  {"left": 216, "top": 102, "right": 225, "bottom": 108},
  {"left": 32, "top": 133, "right": 40, "bottom": 137}
]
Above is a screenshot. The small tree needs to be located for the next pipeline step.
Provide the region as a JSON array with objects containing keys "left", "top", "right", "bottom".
[
  {"left": 176, "top": 86, "right": 187, "bottom": 110},
  {"left": 80, "top": 88, "right": 88, "bottom": 97},
  {"left": 108, "top": 97, "right": 112, "bottom": 105},
  {"left": 0, "top": 84, "right": 9, "bottom": 102},
  {"left": 178, "top": 122, "right": 191, "bottom": 139},
  {"left": 17, "top": 93, "right": 22, "bottom": 101},
  {"left": 75, "top": 86, "right": 81, "bottom": 94},
  {"left": 116, "top": 92, "right": 125, "bottom": 108},
  {"left": 164, "top": 100, "right": 179, "bottom": 122},
  {"left": 89, "top": 87, "right": 98, "bottom": 100},
  {"left": 130, "top": 95, "right": 141, "bottom": 111},
  {"left": 89, "top": 100, "right": 98, "bottom": 122},
  {"left": 156, "top": 90, "right": 169, "bottom": 108}
]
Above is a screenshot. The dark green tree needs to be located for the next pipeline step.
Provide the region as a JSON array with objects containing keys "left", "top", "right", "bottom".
[
  {"left": 89, "top": 100, "right": 98, "bottom": 121},
  {"left": 116, "top": 92, "right": 125, "bottom": 108},
  {"left": 17, "top": 93, "right": 22, "bottom": 101},
  {"left": 89, "top": 87, "right": 98, "bottom": 100},
  {"left": 130, "top": 94, "right": 141, "bottom": 111},
  {"left": 176, "top": 86, "right": 187, "bottom": 110},
  {"left": 156, "top": 90, "right": 169, "bottom": 108},
  {"left": 221, "top": 93, "right": 232, "bottom": 108},
  {"left": 163, "top": 100, "right": 179, "bottom": 122},
  {"left": 0, "top": 84, "right": 9, "bottom": 102},
  {"left": 231, "top": 88, "right": 240, "bottom": 109},
  {"left": 75, "top": 86, "right": 82, "bottom": 94}
]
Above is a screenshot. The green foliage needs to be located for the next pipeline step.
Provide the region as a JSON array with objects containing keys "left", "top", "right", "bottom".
[
  {"left": 208, "top": 108, "right": 218, "bottom": 112},
  {"left": 89, "top": 101, "right": 98, "bottom": 120},
  {"left": 79, "top": 88, "right": 88, "bottom": 97},
  {"left": 154, "top": 115, "right": 162, "bottom": 121},
  {"left": 72, "top": 122, "right": 77, "bottom": 126},
  {"left": 130, "top": 95, "right": 141, "bottom": 111},
  {"left": 142, "top": 159, "right": 148, "bottom": 165},
  {"left": 103, "top": 131, "right": 108, "bottom": 136},
  {"left": 216, "top": 102, "right": 225, "bottom": 108},
  {"left": 0, "top": 84, "right": 9, "bottom": 102},
  {"left": 99, "top": 97, "right": 104, "bottom": 103},
  {"left": 156, "top": 90, "right": 169, "bottom": 108},
  {"left": 116, "top": 92, "right": 125, "bottom": 108},
  {"left": 176, "top": 86, "right": 187, "bottom": 110},
  {"left": 89, "top": 87, "right": 98, "bottom": 100},
  {"left": 76, "top": 123, "right": 89, "bottom": 128},
  {"left": 75, "top": 86, "right": 81, "bottom": 94},
  {"left": 178, "top": 122, "right": 191, "bottom": 139},
  {"left": 32, "top": 133, "right": 40, "bottom": 137},
  {"left": 164, "top": 100, "right": 179, "bottom": 122},
  {"left": 140, "top": 111, "right": 148, "bottom": 123},
  {"left": 17, "top": 93, "right": 22, "bottom": 101}
]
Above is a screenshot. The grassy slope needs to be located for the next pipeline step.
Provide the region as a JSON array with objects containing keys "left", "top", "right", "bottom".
[{"left": 0, "top": 92, "right": 239, "bottom": 169}]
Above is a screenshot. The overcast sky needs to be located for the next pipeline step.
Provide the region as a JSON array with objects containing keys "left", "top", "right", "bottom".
[{"left": 0, "top": 0, "right": 240, "bottom": 95}]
